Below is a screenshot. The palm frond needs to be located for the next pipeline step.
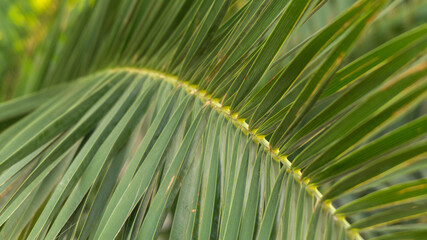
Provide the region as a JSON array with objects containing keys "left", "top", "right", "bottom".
[{"left": 0, "top": 0, "right": 426, "bottom": 239}]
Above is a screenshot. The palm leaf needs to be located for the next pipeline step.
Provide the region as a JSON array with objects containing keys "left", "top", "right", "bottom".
[{"left": 0, "top": 0, "right": 426, "bottom": 239}]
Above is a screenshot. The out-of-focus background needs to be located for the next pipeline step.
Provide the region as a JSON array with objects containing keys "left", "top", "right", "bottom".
[{"left": 0, "top": 0, "right": 83, "bottom": 99}]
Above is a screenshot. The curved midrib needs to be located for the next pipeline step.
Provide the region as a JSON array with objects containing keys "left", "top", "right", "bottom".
[{"left": 106, "top": 67, "right": 362, "bottom": 240}]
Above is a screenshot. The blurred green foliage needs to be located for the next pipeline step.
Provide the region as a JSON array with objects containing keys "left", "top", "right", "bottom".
[
  {"left": 0, "top": 0, "right": 58, "bottom": 100},
  {"left": 0, "top": 0, "right": 88, "bottom": 101}
]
